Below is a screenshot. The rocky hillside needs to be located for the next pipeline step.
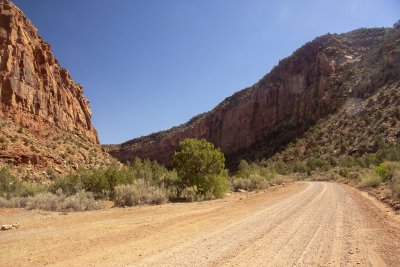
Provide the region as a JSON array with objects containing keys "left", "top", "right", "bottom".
[
  {"left": 105, "top": 27, "right": 400, "bottom": 168},
  {"left": 266, "top": 81, "right": 400, "bottom": 165},
  {"left": 0, "top": 0, "right": 114, "bottom": 179}
]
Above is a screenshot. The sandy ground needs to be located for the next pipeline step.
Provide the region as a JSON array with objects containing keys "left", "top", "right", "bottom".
[{"left": 1, "top": 182, "right": 400, "bottom": 267}]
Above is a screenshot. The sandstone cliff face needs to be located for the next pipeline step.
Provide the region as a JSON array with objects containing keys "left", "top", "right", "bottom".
[
  {"left": 0, "top": 1, "right": 114, "bottom": 179},
  {"left": 105, "top": 28, "right": 399, "bottom": 168},
  {"left": 0, "top": 0, "right": 98, "bottom": 143}
]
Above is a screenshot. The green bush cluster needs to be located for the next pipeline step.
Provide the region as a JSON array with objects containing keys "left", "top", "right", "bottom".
[
  {"left": 51, "top": 158, "right": 177, "bottom": 201},
  {"left": 0, "top": 138, "right": 231, "bottom": 210},
  {"left": 263, "top": 142, "right": 400, "bottom": 178},
  {"left": 173, "top": 139, "right": 229, "bottom": 200},
  {"left": 0, "top": 168, "right": 47, "bottom": 198},
  {"left": 230, "top": 160, "right": 293, "bottom": 192},
  {"left": 372, "top": 161, "right": 400, "bottom": 197},
  {"left": 231, "top": 174, "right": 268, "bottom": 192}
]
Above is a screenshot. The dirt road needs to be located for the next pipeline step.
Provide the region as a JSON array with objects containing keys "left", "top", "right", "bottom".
[{"left": 1, "top": 182, "right": 400, "bottom": 266}]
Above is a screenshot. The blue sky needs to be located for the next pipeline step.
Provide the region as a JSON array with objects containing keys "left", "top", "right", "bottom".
[{"left": 12, "top": 0, "right": 399, "bottom": 144}]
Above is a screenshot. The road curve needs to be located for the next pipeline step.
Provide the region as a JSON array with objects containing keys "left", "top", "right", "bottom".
[{"left": 1, "top": 182, "right": 400, "bottom": 266}]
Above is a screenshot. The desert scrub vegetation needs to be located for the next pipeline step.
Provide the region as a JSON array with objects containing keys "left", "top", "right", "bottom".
[
  {"left": 50, "top": 158, "right": 177, "bottom": 204},
  {"left": 0, "top": 167, "right": 101, "bottom": 211},
  {"left": 113, "top": 180, "right": 167, "bottom": 206},
  {"left": 0, "top": 138, "right": 231, "bottom": 211},
  {"left": 230, "top": 160, "right": 293, "bottom": 192},
  {"left": 373, "top": 161, "right": 400, "bottom": 197},
  {"left": 358, "top": 170, "right": 382, "bottom": 188}
]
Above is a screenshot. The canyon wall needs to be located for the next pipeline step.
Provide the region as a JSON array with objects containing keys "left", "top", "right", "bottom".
[{"left": 106, "top": 27, "right": 398, "bottom": 168}]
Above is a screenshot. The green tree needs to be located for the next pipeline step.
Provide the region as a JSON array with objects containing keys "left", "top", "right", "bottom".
[{"left": 173, "top": 138, "right": 228, "bottom": 199}]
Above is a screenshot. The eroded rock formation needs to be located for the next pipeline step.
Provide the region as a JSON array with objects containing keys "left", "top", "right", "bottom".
[
  {"left": 0, "top": 0, "right": 98, "bottom": 143},
  {"left": 0, "top": 1, "right": 113, "bottom": 178}
]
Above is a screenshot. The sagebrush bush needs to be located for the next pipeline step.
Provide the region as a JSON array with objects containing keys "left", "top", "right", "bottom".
[
  {"left": 374, "top": 162, "right": 400, "bottom": 182},
  {"left": 114, "top": 184, "right": 136, "bottom": 206},
  {"left": 180, "top": 186, "right": 198, "bottom": 202},
  {"left": 0, "top": 196, "right": 27, "bottom": 208},
  {"left": 391, "top": 172, "right": 400, "bottom": 198},
  {"left": 231, "top": 174, "right": 268, "bottom": 192},
  {"left": 0, "top": 189, "right": 101, "bottom": 211},
  {"left": 60, "top": 190, "right": 102, "bottom": 211},
  {"left": 113, "top": 180, "right": 167, "bottom": 206},
  {"left": 231, "top": 178, "right": 250, "bottom": 192},
  {"left": 359, "top": 171, "right": 382, "bottom": 188},
  {"left": 26, "top": 191, "right": 66, "bottom": 211},
  {"left": 270, "top": 175, "right": 292, "bottom": 185}
]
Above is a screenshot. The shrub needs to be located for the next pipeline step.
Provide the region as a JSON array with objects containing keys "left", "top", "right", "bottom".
[
  {"left": 114, "top": 184, "right": 136, "bottom": 206},
  {"left": 113, "top": 180, "right": 167, "bottom": 207},
  {"left": 274, "top": 160, "right": 292, "bottom": 175},
  {"left": 203, "top": 174, "right": 229, "bottom": 199},
  {"left": 16, "top": 189, "right": 101, "bottom": 211},
  {"left": 60, "top": 190, "right": 102, "bottom": 211},
  {"left": 270, "top": 175, "right": 292, "bottom": 185},
  {"left": 339, "top": 168, "right": 349, "bottom": 178},
  {"left": 19, "top": 182, "right": 48, "bottom": 197},
  {"left": 307, "top": 157, "right": 331, "bottom": 171},
  {"left": 173, "top": 138, "right": 228, "bottom": 199},
  {"left": 374, "top": 162, "right": 400, "bottom": 182},
  {"left": 359, "top": 171, "right": 382, "bottom": 188},
  {"left": 51, "top": 174, "right": 83, "bottom": 196},
  {"left": 25, "top": 191, "right": 65, "bottom": 211},
  {"left": 0, "top": 168, "right": 21, "bottom": 198},
  {"left": 236, "top": 160, "right": 252, "bottom": 178},
  {"left": 180, "top": 186, "right": 198, "bottom": 202},
  {"left": 128, "top": 157, "right": 175, "bottom": 187},
  {"left": 292, "top": 160, "right": 308, "bottom": 173},
  {"left": 0, "top": 197, "right": 27, "bottom": 208},
  {"left": 339, "top": 156, "right": 358, "bottom": 168},
  {"left": 231, "top": 174, "right": 268, "bottom": 192},
  {"left": 51, "top": 167, "right": 135, "bottom": 199},
  {"left": 391, "top": 170, "right": 400, "bottom": 198}
]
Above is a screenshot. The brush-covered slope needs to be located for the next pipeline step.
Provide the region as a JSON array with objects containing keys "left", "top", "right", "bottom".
[
  {"left": 267, "top": 81, "right": 400, "bottom": 165},
  {"left": 0, "top": 0, "right": 114, "bottom": 179},
  {"left": 105, "top": 27, "right": 400, "bottom": 168}
]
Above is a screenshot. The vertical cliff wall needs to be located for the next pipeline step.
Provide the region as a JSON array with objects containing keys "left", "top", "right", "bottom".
[
  {"left": 0, "top": 0, "right": 98, "bottom": 143},
  {"left": 0, "top": 1, "right": 114, "bottom": 179},
  {"left": 105, "top": 27, "right": 399, "bottom": 168}
]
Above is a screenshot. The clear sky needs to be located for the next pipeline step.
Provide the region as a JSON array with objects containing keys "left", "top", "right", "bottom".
[{"left": 12, "top": 0, "right": 399, "bottom": 144}]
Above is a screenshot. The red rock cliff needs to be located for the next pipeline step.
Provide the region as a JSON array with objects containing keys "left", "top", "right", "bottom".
[
  {"left": 0, "top": 0, "right": 98, "bottom": 143},
  {"left": 105, "top": 28, "right": 399, "bottom": 168}
]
